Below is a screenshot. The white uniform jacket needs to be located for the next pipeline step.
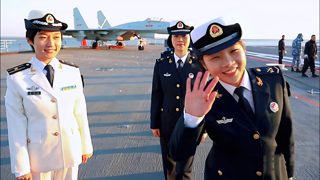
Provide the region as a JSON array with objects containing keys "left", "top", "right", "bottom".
[{"left": 5, "top": 56, "right": 93, "bottom": 174}]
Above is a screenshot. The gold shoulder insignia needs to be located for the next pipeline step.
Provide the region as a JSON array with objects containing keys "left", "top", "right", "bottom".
[
  {"left": 7, "top": 63, "right": 31, "bottom": 75},
  {"left": 59, "top": 60, "right": 79, "bottom": 68},
  {"left": 252, "top": 66, "right": 281, "bottom": 75}
]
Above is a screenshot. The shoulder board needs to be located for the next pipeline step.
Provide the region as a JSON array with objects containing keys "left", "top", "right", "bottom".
[
  {"left": 7, "top": 63, "right": 31, "bottom": 75},
  {"left": 59, "top": 60, "right": 79, "bottom": 68},
  {"left": 251, "top": 66, "right": 282, "bottom": 75},
  {"left": 160, "top": 50, "right": 173, "bottom": 58}
]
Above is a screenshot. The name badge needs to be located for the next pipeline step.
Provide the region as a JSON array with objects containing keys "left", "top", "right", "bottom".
[{"left": 28, "top": 91, "right": 41, "bottom": 95}]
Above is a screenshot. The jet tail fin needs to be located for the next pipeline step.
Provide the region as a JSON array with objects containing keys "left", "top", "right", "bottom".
[
  {"left": 73, "top": 7, "right": 88, "bottom": 30},
  {"left": 97, "top": 10, "right": 111, "bottom": 29}
]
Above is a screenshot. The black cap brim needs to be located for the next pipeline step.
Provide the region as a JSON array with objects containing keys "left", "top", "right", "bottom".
[{"left": 25, "top": 19, "right": 68, "bottom": 31}]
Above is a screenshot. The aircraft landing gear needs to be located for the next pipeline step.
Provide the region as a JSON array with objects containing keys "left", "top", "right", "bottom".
[{"left": 138, "top": 45, "right": 144, "bottom": 50}]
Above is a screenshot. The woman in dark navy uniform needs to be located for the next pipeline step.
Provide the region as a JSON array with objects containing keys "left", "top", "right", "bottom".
[
  {"left": 169, "top": 17, "right": 294, "bottom": 180},
  {"left": 150, "top": 20, "right": 206, "bottom": 180}
]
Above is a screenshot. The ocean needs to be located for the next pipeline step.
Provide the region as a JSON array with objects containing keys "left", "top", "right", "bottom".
[{"left": 1, "top": 37, "right": 319, "bottom": 53}]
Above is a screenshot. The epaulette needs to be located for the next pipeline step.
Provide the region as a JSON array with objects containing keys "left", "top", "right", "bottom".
[
  {"left": 7, "top": 63, "right": 31, "bottom": 75},
  {"left": 251, "top": 66, "right": 282, "bottom": 75},
  {"left": 160, "top": 50, "right": 174, "bottom": 58},
  {"left": 59, "top": 60, "right": 79, "bottom": 68}
]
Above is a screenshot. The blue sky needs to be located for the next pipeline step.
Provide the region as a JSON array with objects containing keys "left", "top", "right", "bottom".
[{"left": 1, "top": 0, "right": 319, "bottom": 39}]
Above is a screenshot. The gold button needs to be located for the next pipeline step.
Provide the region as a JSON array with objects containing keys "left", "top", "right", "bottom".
[
  {"left": 51, "top": 98, "right": 57, "bottom": 102},
  {"left": 176, "top": 84, "right": 180, "bottom": 88},
  {"left": 52, "top": 115, "right": 58, "bottom": 119},
  {"left": 218, "top": 170, "right": 223, "bottom": 176},
  {"left": 54, "top": 132, "right": 59, "bottom": 136},
  {"left": 253, "top": 134, "right": 260, "bottom": 140},
  {"left": 27, "top": 139, "right": 31, "bottom": 143},
  {"left": 176, "top": 96, "right": 180, "bottom": 100},
  {"left": 256, "top": 171, "right": 262, "bottom": 176},
  {"left": 161, "top": 108, "right": 163, "bottom": 111},
  {"left": 256, "top": 68, "right": 261, "bottom": 72},
  {"left": 176, "top": 108, "right": 179, "bottom": 112}
]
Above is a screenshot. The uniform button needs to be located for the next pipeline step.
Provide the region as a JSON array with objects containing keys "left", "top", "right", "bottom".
[
  {"left": 54, "top": 132, "right": 60, "bottom": 136},
  {"left": 218, "top": 170, "right": 223, "bottom": 176},
  {"left": 27, "top": 139, "right": 31, "bottom": 143},
  {"left": 253, "top": 134, "right": 260, "bottom": 139},
  {"left": 161, "top": 108, "right": 163, "bottom": 111},
  {"left": 176, "top": 84, "right": 180, "bottom": 88},
  {"left": 51, "top": 98, "right": 57, "bottom": 102},
  {"left": 176, "top": 96, "right": 180, "bottom": 100},
  {"left": 52, "top": 115, "right": 58, "bottom": 119},
  {"left": 256, "top": 171, "right": 262, "bottom": 176},
  {"left": 176, "top": 108, "right": 179, "bottom": 112}
]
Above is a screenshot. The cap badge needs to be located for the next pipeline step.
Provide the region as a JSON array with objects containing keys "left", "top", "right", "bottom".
[
  {"left": 30, "top": 67, "right": 36, "bottom": 72},
  {"left": 210, "top": 24, "right": 223, "bottom": 38},
  {"left": 177, "top": 22, "right": 184, "bottom": 29},
  {"left": 46, "top": 15, "right": 54, "bottom": 23},
  {"left": 189, "top": 73, "right": 194, "bottom": 79},
  {"left": 269, "top": 102, "right": 279, "bottom": 113}
]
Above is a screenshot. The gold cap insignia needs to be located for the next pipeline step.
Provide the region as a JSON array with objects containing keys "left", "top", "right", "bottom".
[
  {"left": 177, "top": 22, "right": 184, "bottom": 29},
  {"left": 30, "top": 67, "right": 36, "bottom": 72},
  {"left": 210, "top": 24, "right": 223, "bottom": 38},
  {"left": 46, "top": 15, "right": 54, "bottom": 23}
]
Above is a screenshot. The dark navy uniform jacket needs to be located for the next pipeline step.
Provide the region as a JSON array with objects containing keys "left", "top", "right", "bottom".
[
  {"left": 169, "top": 66, "right": 294, "bottom": 180},
  {"left": 150, "top": 50, "right": 200, "bottom": 136}
]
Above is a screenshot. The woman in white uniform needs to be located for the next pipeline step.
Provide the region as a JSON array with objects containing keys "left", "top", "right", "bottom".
[{"left": 5, "top": 10, "right": 93, "bottom": 180}]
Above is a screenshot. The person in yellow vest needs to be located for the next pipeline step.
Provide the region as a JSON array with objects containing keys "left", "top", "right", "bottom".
[{"left": 5, "top": 10, "right": 93, "bottom": 180}]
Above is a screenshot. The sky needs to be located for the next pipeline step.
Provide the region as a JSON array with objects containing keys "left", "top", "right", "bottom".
[{"left": 1, "top": 0, "right": 319, "bottom": 39}]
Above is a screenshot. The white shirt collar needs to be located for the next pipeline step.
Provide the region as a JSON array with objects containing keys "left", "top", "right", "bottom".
[
  {"left": 34, "top": 56, "right": 58, "bottom": 71},
  {"left": 219, "top": 70, "right": 252, "bottom": 95},
  {"left": 174, "top": 52, "right": 189, "bottom": 64}
]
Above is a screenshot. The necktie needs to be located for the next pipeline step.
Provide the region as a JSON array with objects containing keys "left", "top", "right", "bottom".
[
  {"left": 44, "top": 65, "right": 54, "bottom": 87},
  {"left": 234, "top": 86, "right": 255, "bottom": 123},
  {"left": 177, "top": 59, "right": 183, "bottom": 73}
]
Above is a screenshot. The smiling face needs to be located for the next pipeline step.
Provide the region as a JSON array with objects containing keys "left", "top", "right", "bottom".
[
  {"left": 27, "top": 30, "right": 61, "bottom": 63},
  {"left": 200, "top": 41, "right": 246, "bottom": 87},
  {"left": 171, "top": 34, "right": 190, "bottom": 52}
]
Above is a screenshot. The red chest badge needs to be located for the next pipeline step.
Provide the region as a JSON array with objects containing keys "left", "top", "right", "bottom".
[{"left": 269, "top": 102, "right": 279, "bottom": 113}]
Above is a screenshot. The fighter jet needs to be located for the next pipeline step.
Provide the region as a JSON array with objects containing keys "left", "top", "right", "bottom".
[{"left": 63, "top": 7, "right": 170, "bottom": 50}]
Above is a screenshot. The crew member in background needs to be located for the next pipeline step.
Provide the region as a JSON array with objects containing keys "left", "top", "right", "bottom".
[
  {"left": 278, "top": 35, "right": 286, "bottom": 64},
  {"left": 302, "top": 35, "right": 319, "bottom": 77},
  {"left": 291, "top": 33, "right": 303, "bottom": 72}
]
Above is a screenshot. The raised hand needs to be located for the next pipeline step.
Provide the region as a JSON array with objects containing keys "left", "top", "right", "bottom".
[
  {"left": 185, "top": 71, "right": 219, "bottom": 117},
  {"left": 16, "top": 173, "right": 32, "bottom": 180}
]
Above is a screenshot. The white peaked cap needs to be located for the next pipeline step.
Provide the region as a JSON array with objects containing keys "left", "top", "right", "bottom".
[
  {"left": 191, "top": 17, "right": 226, "bottom": 43},
  {"left": 28, "top": 10, "right": 48, "bottom": 20}
]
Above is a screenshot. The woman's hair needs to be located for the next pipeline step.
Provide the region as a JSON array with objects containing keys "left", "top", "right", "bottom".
[
  {"left": 26, "top": 30, "right": 63, "bottom": 52},
  {"left": 196, "top": 39, "right": 246, "bottom": 72},
  {"left": 26, "top": 30, "right": 41, "bottom": 52}
]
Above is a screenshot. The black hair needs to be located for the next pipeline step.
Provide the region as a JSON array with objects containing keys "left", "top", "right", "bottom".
[
  {"left": 312, "top": 34, "right": 316, "bottom": 37},
  {"left": 26, "top": 30, "right": 41, "bottom": 52}
]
